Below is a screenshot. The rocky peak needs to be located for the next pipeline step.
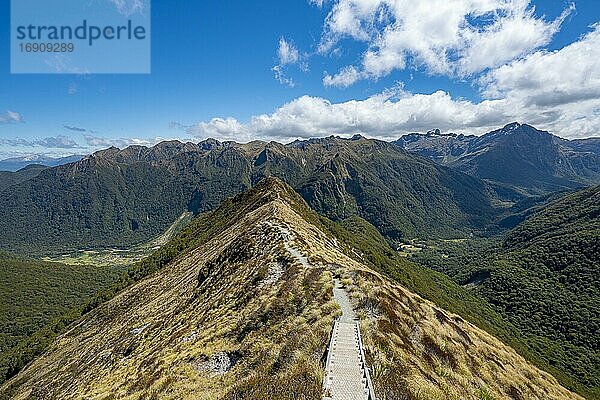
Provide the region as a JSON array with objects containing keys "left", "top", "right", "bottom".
[
  {"left": 498, "top": 122, "right": 521, "bottom": 134},
  {"left": 198, "top": 138, "right": 222, "bottom": 150}
]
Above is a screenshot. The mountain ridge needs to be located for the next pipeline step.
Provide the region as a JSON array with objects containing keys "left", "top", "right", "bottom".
[{"left": 0, "top": 178, "right": 581, "bottom": 400}]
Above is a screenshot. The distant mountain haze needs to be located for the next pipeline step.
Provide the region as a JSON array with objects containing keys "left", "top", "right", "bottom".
[{"left": 0, "top": 154, "right": 83, "bottom": 172}]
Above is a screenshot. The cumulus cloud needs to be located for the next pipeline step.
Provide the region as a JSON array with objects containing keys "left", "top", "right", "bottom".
[
  {"left": 476, "top": 24, "right": 600, "bottom": 138},
  {"left": 219, "top": 0, "right": 597, "bottom": 139},
  {"left": 183, "top": 40, "right": 600, "bottom": 145},
  {"left": 174, "top": 117, "right": 256, "bottom": 142},
  {"left": 323, "top": 65, "right": 362, "bottom": 87},
  {"left": 178, "top": 88, "right": 514, "bottom": 142},
  {"left": 314, "top": 0, "right": 573, "bottom": 83},
  {"left": 481, "top": 25, "right": 600, "bottom": 106},
  {"left": 458, "top": 3, "right": 574, "bottom": 74},
  {"left": 0, "top": 110, "right": 24, "bottom": 124}
]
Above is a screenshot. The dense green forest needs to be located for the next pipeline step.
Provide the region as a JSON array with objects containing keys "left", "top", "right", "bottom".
[
  {"left": 0, "top": 165, "right": 46, "bottom": 193},
  {"left": 411, "top": 185, "right": 600, "bottom": 398},
  {"left": 0, "top": 252, "right": 124, "bottom": 358}
]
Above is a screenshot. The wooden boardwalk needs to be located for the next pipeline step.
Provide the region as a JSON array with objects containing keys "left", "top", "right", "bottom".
[{"left": 323, "top": 281, "right": 376, "bottom": 400}]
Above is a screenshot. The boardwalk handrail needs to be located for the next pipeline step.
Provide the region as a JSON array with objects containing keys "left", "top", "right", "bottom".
[
  {"left": 355, "top": 320, "right": 377, "bottom": 400},
  {"left": 322, "top": 317, "right": 339, "bottom": 394}
]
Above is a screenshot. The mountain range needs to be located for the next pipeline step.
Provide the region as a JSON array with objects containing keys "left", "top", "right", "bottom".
[
  {"left": 2, "top": 123, "right": 598, "bottom": 256},
  {"left": 0, "top": 136, "right": 496, "bottom": 255},
  {"left": 394, "top": 123, "right": 600, "bottom": 197}
]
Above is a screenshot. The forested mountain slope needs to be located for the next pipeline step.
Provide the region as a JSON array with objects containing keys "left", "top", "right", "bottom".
[
  {"left": 412, "top": 185, "right": 600, "bottom": 398},
  {"left": 0, "top": 252, "right": 123, "bottom": 356},
  {"left": 0, "top": 137, "right": 496, "bottom": 255},
  {"left": 0, "top": 165, "right": 46, "bottom": 193}
]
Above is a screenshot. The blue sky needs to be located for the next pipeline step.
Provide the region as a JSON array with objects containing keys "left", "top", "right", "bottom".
[{"left": 0, "top": 0, "right": 599, "bottom": 160}]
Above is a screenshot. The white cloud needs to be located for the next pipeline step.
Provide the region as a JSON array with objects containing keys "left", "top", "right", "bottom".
[
  {"left": 272, "top": 65, "right": 296, "bottom": 87},
  {"left": 0, "top": 110, "right": 24, "bottom": 124},
  {"left": 180, "top": 88, "right": 515, "bottom": 142},
  {"left": 363, "top": 46, "right": 406, "bottom": 78},
  {"left": 83, "top": 134, "right": 166, "bottom": 149},
  {"left": 313, "top": 0, "right": 573, "bottom": 83},
  {"left": 184, "top": 35, "right": 600, "bottom": 145},
  {"left": 481, "top": 25, "right": 600, "bottom": 106},
  {"left": 277, "top": 37, "right": 300, "bottom": 65},
  {"left": 323, "top": 65, "right": 362, "bottom": 87},
  {"left": 109, "top": 0, "right": 145, "bottom": 16},
  {"left": 272, "top": 37, "right": 302, "bottom": 87},
  {"left": 184, "top": 117, "right": 253, "bottom": 141},
  {"left": 459, "top": 3, "right": 574, "bottom": 74},
  {"left": 476, "top": 24, "right": 600, "bottom": 138}
]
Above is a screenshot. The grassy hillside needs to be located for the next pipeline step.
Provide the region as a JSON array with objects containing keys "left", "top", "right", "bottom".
[
  {"left": 411, "top": 186, "right": 600, "bottom": 398},
  {"left": 323, "top": 217, "right": 519, "bottom": 342},
  {"left": 0, "top": 178, "right": 340, "bottom": 399},
  {"left": 0, "top": 179, "right": 289, "bottom": 384}
]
